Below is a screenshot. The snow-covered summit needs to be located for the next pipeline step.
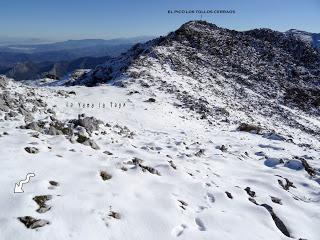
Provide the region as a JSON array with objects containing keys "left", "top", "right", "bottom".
[
  {"left": 75, "top": 21, "right": 320, "bottom": 86},
  {"left": 71, "top": 21, "right": 320, "bottom": 140}
]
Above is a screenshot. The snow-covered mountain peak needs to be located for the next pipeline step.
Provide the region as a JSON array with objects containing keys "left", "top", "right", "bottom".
[
  {"left": 69, "top": 21, "right": 320, "bottom": 142},
  {"left": 75, "top": 21, "right": 320, "bottom": 85},
  {"left": 175, "top": 20, "right": 220, "bottom": 33}
]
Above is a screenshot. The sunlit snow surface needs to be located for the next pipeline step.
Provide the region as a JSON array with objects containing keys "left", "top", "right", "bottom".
[{"left": 0, "top": 79, "right": 319, "bottom": 240}]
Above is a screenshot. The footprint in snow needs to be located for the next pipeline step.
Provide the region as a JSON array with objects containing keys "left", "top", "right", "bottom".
[
  {"left": 206, "top": 192, "right": 215, "bottom": 204},
  {"left": 171, "top": 224, "right": 187, "bottom": 237},
  {"left": 195, "top": 218, "right": 206, "bottom": 231},
  {"left": 196, "top": 205, "right": 207, "bottom": 213},
  {"left": 48, "top": 180, "right": 59, "bottom": 190}
]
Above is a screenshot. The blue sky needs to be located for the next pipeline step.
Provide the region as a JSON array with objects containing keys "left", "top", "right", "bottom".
[{"left": 0, "top": 0, "right": 319, "bottom": 41}]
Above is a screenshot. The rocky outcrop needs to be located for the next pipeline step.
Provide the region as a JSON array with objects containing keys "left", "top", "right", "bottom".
[{"left": 22, "top": 114, "right": 103, "bottom": 150}]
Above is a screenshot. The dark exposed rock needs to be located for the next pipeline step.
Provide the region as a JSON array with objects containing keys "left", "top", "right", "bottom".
[
  {"left": 127, "top": 90, "right": 140, "bottom": 95},
  {"left": 69, "top": 115, "right": 103, "bottom": 133},
  {"left": 48, "top": 125, "right": 63, "bottom": 135},
  {"left": 261, "top": 204, "right": 291, "bottom": 237},
  {"left": 113, "top": 124, "right": 134, "bottom": 138},
  {"left": 225, "top": 191, "right": 233, "bottom": 199},
  {"left": 278, "top": 177, "right": 296, "bottom": 191},
  {"left": 76, "top": 134, "right": 89, "bottom": 143},
  {"left": 2, "top": 91, "right": 18, "bottom": 107},
  {"left": 18, "top": 106, "right": 33, "bottom": 122},
  {"left": 194, "top": 149, "right": 205, "bottom": 157},
  {"left": 271, "top": 196, "right": 282, "bottom": 205},
  {"left": 244, "top": 187, "right": 256, "bottom": 197},
  {"left": 0, "top": 75, "right": 9, "bottom": 89},
  {"left": 6, "top": 111, "right": 18, "bottom": 118},
  {"left": 299, "top": 158, "right": 317, "bottom": 176},
  {"left": 49, "top": 180, "right": 59, "bottom": 187},
  {"left": 139, "top": 164, "right": 161, "bottom": 175},
  {"left": 18, "top": 216, "right": 50, "bottom": 229},
  {"left": 82, "top": 138, "right": 100, "bottom": 150},
  {"left": 24, "top": 147, "right": 39, "bottom": 154},
  {"left": 47, "top": 108, "right": 56, "bottom": 115},
  {"left": 131, "top": 157, "right": 144, "bottom": 165},
  {"left": 120, "top": 166, "right": 128, "bottom": 171},
  {"left": 30, "top": 98, "right": 47, "bottom": 108},
  {"left": 0, "top": 97, "right": 10, "bottom": 112},
  {"left": 218, "top": 145, "right": 228, "bottom": 152},
  {"left": 103, "top": 150, "right": 113, "bottom": 155},
  {"left": 144, "top": 97, "right": 156, "bottom": 103},
  {"left": 30, "top": 132, "right": 40, "bottom": 138},
  {"left": 168, "top": 160, "right": 177, "bottom": 170},
  {"left": 44, "top": 73, "right": 59, "bottom": 80},
  {"left": 33, "top": 195, "right": 52, "bottom": 213},
  {"left": 48, "top": 121, "right": 73, "bottom": 136},
  {"left": 23, "top": 121, "right": 45, "bottom": 132},
  {"left": 237, "top": 123, "right": 262, "bottom": 134},
  {"left": 128, "top": 158, "right": 160, "bottom": 175},
  {"left": 100, "top": 170, "right": 112, "bottom": 181},
  {"left": 108, "top": 211, "right": 121, "bottom": 219},
  {"left": 248, "top": 197, "right": 258, "bottom": 205}
]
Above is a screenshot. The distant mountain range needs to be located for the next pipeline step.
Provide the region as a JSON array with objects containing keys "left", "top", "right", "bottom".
[
  {"left": 0, "top": 36, "right": 155, "bottom": 53},
  {"left": 0, "top": 37, "right": 51, "bottom": 47},
  {"left": 1, "top": 56, "right": 110, "bottom": 80},
  {"left": 0, "top": 36, "right": 155, "bottom": 80}
]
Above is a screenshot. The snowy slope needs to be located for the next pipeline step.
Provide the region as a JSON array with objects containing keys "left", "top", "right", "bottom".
[
  {"left": 0, "top": 74, "right": 319, "bottom": 240},
  {"left": 286, "top": 29, "right": 320, "bottom": 49}
]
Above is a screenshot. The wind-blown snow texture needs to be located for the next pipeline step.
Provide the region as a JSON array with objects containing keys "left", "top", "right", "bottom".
[{"left": 0, "top": 21, "right": 319, "bottom": 240}]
